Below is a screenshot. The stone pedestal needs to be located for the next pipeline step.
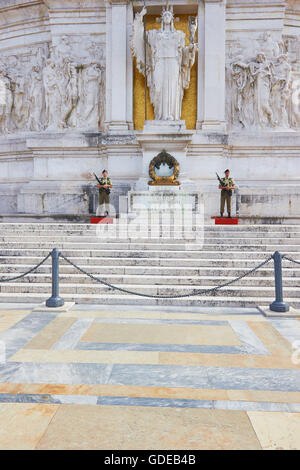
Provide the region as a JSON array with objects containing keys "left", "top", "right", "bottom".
[
  {"left": 128, "top": 188, "right": 201, "bottom": 214},
  {"left": 135, "top": 122, "right": 193, "bottom": 191},
  {"left": 127, "top": 186, "right": 204, "bottom": 241}
]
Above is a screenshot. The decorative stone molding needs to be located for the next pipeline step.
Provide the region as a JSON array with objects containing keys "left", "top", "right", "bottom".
[{"left": 148, "top": 150, "right": 180, "bottom": 186}]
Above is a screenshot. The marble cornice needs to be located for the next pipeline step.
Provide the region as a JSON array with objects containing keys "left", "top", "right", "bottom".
[
  {"left": 108, "top": 0, "right": 129, "bottom": 5},
  {"left": 0, "top": 1, "right": 43, "bottom": 11},
  {"left": 43, "top": 0, "right": 106, "bottom": 10},
  {"left": 226, "top": 0, "right": 287, "bottom": 8}
]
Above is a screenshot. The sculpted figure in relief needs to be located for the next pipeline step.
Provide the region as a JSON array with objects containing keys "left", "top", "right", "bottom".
[
  {"left": 43, "top": 58, "right": 63, "bottom": 130},
  {"left": 131, "top": 5, "right": 197, "bottom": 121},
  {"left": 230, "top": 33, "right": 293, "bottom": 129},
  {"left": 80, "top": 62, "right": 103, "bottom": 129},
  {"left": 0, "top": 37, "right": 105, "bottom": 134},
  {"left": 231, "top": 58, "right": 254, "bottom": 128},
  {"left": 270, "top": 54, "right": 291, "bottom": 127},
  {"left": 0, "top": 69, "right": 13, "bottom": 134},
  {"left": 13, "top": 72, "right": 30, "bottom": 131},
  {"left": 61, "top": 58, "right": 78, "bottom": 128},
  {"left": 28, "top": 64, "right": 45, "bottom": 131},
  {"left": 249, "top": 53, "right": 276, "bottom": 127}
]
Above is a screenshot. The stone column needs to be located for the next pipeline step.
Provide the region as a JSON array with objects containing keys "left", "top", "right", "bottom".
[
  {"left": 196, "top": 0, "right": 205, "bottom": 128},
  {"left": 107, "top": 0, "right": 131, "bottom": 134},
  {"left": 201, "top": 0, "right": 226, "bottom": 132}
]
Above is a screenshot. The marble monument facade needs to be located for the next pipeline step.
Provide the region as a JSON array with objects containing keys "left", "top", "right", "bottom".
[{"left": 1, "top": 0, "right": 300, "bottom": 221}]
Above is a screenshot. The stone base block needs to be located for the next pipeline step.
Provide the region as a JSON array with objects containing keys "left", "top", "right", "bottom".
[
  {"left": 258, "top": 306, "right": 300, "bottom": 318},
  {"left": 32, "top": 302, "right": 75, "bottom": 313}
]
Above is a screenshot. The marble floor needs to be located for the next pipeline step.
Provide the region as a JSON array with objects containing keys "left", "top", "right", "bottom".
[{"left": 0, "top": 303, "right": 299, "bottom": 450}]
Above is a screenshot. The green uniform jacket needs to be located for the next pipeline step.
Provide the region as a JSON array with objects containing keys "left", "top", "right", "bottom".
[
  {"left": 98, "top": 176, "right": 112, "bottom": 195},
  {"left": 220, "top": 177, "right": 234, "bottom": 196}
]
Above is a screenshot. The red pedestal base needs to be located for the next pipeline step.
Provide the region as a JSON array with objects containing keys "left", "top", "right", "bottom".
[
  {"left": 212, "top": 217, "right": 239, "bottom": 225},
  {"left": 90, "top": 217, "right": 114, "bottom": 224}
]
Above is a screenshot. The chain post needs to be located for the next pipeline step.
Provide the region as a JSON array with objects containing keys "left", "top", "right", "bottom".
[
  {"left": 46, "top": 248, "right": 64, "bottom": 308},
  {"left": 269, "top": 251, "right": 289, "bottom": 313}
]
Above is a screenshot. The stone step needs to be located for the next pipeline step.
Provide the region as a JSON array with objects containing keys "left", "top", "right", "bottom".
[
  {"left": 0, "top": 248, "right": 297, "bottom": 259},
  {"left": 0, "top": 242, "right": 208, "bottom": 251},
  {"left": 1, "top": 231, "right": 300, "bottom": 239},
  {"left": 0, "top": 222, "right": 299, "bottom": 307},
  {"left": 1, "top": 223, "right": 300, "bottom": 232},
  {"left": 2, "top": 256, "right": 297, "bottom": 270},
  {"left": 0, "top": 272, "right": 298, "bottom": 287},
  {"left": 0, "top": 243, "right": 299, "bottom": 253},
  {"left": 0, "top": 281, "right": 298, "bottom": 298},
  {"left": 0, "top": 255, "right": 278, "bottom": 268},
  {"left": 1, "top": 236, "right": 300, "bottom": 245},
  {"left": 2, "top": 263, "right": 299, "bottom": 277},
  {"left": 3, "top": 233, "right": 300, "bottom": 240},
  {"left": 0, "top": 292, "right": 298, "bottom": 308}
]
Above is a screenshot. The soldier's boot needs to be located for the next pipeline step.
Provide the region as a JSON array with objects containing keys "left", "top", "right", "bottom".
[
  {"left": 228, "top": 213, "right": 231, "bottom": 218},
  {"left": 220, "top": 213, "right": 224, "bottom": 218}
]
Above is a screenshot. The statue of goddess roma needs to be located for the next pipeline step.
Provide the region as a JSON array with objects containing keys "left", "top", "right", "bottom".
[{"left": 131, "top": 4, "right": 197, "bottom": 122}]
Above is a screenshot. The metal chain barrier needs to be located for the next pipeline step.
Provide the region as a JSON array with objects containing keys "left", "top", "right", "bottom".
[
  {"left": 59, "top": 252, "right": 273, "bottom": 299},
  {"left": 282, "top": 255, "right": 300, "bottom": 266},
  {"left": 0, "top": 252, "right": 52, "bottom": 283}
]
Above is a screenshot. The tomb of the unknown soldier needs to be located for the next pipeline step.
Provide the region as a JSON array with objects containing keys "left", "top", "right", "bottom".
[{"left": 0, "top": 0, "right": 299, "bottom": 452}]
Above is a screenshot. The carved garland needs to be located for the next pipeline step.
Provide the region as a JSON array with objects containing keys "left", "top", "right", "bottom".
[{"left": 148, "top": 150, "right": 180, "bottom": 186}]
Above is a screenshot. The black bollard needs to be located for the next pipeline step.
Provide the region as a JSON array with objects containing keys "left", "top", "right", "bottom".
[
  {"left": 46, "top": 248, "right": 64, "bottom": 308},
  {"left": 269, "top": 251, "right": 289, "bottom": 313}
]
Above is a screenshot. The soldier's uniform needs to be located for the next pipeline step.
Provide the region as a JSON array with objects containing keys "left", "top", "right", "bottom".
[
  {"left": 220, "top": 176, "right": 235, "bottom": 216},
  {"left": 98, "top": 176, "right": 112, "bottom": 215}
]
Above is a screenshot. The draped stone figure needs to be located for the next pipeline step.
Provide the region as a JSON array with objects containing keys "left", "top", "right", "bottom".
[
  {"left": 61, "top": 58, "right": 78, "bottom": 128},
  {"left": 231, "top": 58, "right": 254, "bottom": 128},
  {"left": 43, "top": 59, "right": 63, "bottom": 130},
  {"left": 0, "top": 69, "right": 13, "bottom": 133},
  {"left": 13, "top": 72, "right": 30, "bottom": 130},
  {"left": 28, "top": 64, "right": 45, "bottom": 131},
  {"left": 131, "top": 5, "right": 197, "bottom": 122},
  {"left": 249, "top": 53, "right": 276, "bottom": 127},
  {"left": 80, "top": 62, "right": 103, "bottom": 129},
  {"left": 270, "top": 54, "right": 291, "bottom": 128}
]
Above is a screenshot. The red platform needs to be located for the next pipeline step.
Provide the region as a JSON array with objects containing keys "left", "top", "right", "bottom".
[
  {"left": 90, "top": 217, "right": 114, "bottom": 224},
  {"left": 212, "top": 217, "right": 239, "bottom": 225}
]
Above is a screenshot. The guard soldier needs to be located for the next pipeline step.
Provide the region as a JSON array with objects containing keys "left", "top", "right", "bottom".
[
  {"left": 219, "top": 169, "right": 235, "bottom": 218},
  {"left": 97, "top": 169, "right": 112, "bottom": 216}
]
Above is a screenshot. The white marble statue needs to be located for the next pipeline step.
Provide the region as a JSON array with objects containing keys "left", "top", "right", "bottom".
[{"left": 131, "top": 4, "right": 197, "bottom": 121}]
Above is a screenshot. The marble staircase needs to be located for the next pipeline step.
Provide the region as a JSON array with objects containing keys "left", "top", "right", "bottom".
[{"left": 0, "top": 223, "right": 299, "bottom": 308}]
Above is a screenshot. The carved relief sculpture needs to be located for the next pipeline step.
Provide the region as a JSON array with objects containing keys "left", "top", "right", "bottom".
[
  {"left": 0, "top": 37, "right": 105, "bottom": 135},
  {"left": 229, "top": 33, "right": 294, "bottom": 130}
]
